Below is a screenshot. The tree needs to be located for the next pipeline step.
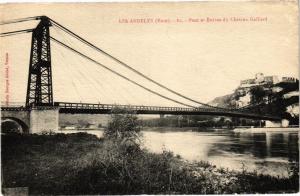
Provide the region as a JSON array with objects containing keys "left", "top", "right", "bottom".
[{"left": 104, "top": 107, "right": 141, "bottom": 148}]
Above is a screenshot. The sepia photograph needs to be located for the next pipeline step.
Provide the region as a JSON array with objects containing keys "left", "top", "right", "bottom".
[{"left": 0, "top": 1, "right": 299, "bottom": 195}]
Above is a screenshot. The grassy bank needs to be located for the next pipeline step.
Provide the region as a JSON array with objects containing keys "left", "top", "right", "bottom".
[{"left": 2, "top": 132, "right": 299, "bottom": 195}]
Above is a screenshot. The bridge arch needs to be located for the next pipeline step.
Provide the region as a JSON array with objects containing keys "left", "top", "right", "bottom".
[
  {"left": 1, "top": 109, "right": 30, "bottom": 133},
  {"left": 1, "top": 117, "right": 29, "bottom": 133}
]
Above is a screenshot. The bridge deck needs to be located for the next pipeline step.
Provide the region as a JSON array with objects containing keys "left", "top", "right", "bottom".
[
  {"left": 1, "top": 102, "right": 281, "bottom": 121},
  {"left": 54, "top": 102, "right": 280, "bottom": 121}
]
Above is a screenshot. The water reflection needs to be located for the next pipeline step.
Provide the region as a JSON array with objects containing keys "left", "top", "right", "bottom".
[
  {"left": 57, "top": 128, "right": 299, "bottom": 177},
  {"left": 208, "top": 131, "right": 298, "bottom": 176},
  {"left": 142, "top": 129, "right": 298, "bottom": 177}
]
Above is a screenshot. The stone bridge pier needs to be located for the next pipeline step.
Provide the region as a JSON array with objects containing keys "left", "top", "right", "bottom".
[{"left": 1, "top": 107, "right": 59, "bottom": 133}]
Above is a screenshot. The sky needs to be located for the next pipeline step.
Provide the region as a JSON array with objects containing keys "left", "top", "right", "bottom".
[{"left": 0, "top": 2, "right": 299, "bottom": 107}]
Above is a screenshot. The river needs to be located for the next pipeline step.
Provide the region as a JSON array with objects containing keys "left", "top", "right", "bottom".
[{"left": 57, "top": 127, "right": 299, "bottom": 177}]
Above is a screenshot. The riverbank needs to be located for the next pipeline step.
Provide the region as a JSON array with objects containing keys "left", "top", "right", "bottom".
[
  {"left": 2, "top": 133, "right": 298, "bottom": 194},
  {"left": 142, "top": 126, "right": 232, "bottom": 133},
  {"left": 233, "top": 126, "right": 299, "bottom": 133}
]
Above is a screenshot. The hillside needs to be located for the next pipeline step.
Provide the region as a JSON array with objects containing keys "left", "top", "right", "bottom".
[
  {"left": 206, "top": 80, "right": 299, "bottom": 124},
  {"left": 207, "top": 94, "right": 235, "bottom": 108}
]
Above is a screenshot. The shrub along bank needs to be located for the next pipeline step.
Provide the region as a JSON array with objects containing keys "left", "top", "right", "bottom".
[
  {"left": 2, "top": 108, "right": 299, "bottom": 194},
  {"left": 1, "top": 132, "right": 299, "bottom": 195}
]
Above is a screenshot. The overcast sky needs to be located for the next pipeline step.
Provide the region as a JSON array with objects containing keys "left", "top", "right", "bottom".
[{"left": 1, "top": 2, "right": 298, "bottom": 107}]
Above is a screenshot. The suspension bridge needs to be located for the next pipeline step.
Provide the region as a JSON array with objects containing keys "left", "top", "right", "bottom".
[{"left": 0, "top": 16, "right": 281, "bottom": 133}]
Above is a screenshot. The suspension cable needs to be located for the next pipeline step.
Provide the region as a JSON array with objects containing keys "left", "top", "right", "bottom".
[
  {"left": 50, "top": 18, "right": 235, "bottom": 111},
  {"left": 0, "top": 16, "right": 41, "bottom": 25},
  {"left": 51, "top": 36, "right": 195, "bottom": 108},
  {"left": 0, "top": 16, "right": 240, "bottom": 111},
  {"left": 0, "top": 29, "right": 33, "bottom": 37},
  {"left": 54, "top": 27, "right": 132, "bottom": 104}
]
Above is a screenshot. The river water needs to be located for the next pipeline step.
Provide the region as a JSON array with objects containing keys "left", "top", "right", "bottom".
[{"left": 57, "top": 127, "right": 299, "bottom": 177}]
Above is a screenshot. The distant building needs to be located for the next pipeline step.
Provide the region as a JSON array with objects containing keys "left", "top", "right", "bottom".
[
  {"left": 235, "top": 73, "right": 298, "bottom": 110},
  {"left": 239, "top": 73, "right": 279, "bottom": 88},
  {"left": 240, "top": 79, "right": 255, "bottom": 86},
  {"left": 264, "top": 76, "right": 279, "bottom": 84},
  {"left": 281, "top": 77, "right": 297, "bottom": 83},
  {"left": 255, "top": 73, "right": 264, "bottom": 83}
]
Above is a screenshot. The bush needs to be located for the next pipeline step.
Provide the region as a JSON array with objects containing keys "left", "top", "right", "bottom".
[
  {"left": 104, "top": 108, "right": 141, "bottom": 152},
  {"left": 2, "top": 109, "right": 299, "bottom": 194},
  {"left": 2, "top": 132, "right": 299, "bottom": 194}
]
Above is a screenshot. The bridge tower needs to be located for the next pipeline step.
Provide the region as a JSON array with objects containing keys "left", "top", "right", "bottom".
[{"left": 26, "top": 16, "right": 53, "bottom": 107}]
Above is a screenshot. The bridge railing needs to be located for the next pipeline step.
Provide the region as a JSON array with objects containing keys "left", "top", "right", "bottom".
[
  {"left": 1, "top": 101, "right": 258, "bottom": 115},
  {"left": 54, "top": 102, "right": 281, "bottom": 118},
  {"left": 54, "top": 102, "right": 202, "bottom": 112},
  {"left": 0, "top": 101, "right": 233, "bottom": 113},
  {"left": 54, "top": 102, "right": 236, "bottom": 113},
  {"left": 1, "top": 102, "right": 280, "bottom": 120},
  {"left": 1, "top": 102, "right": 26, "bottom": 108}
]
